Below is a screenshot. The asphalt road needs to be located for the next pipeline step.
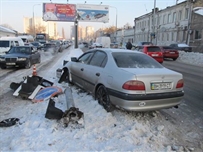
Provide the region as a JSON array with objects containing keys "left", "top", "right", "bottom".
[{"left": 163, "top": 60, "right": 203, "bottom": 113}]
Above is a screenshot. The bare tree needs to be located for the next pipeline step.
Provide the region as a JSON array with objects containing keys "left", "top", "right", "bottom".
[{"left": 26, "top": 23, "right": 46, "bottom": 35}]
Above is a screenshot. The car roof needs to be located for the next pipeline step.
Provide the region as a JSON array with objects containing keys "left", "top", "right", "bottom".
[{"left": 89, "top": 48, "right": 142, "bottom": 54}]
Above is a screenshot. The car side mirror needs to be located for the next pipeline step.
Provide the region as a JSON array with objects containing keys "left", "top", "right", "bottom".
[{"left": 71, "top": 57, "right": 78, "bottom": 62}]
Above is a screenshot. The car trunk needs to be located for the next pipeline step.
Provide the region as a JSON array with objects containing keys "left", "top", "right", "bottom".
[{"left": 123, "top": 68, "right": 182, "bottom": 94}]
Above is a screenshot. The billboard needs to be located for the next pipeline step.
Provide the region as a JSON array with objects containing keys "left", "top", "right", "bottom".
[
  {"left": 43, "top": 3, "right": 76, "bottom": 21},
  {"left": 77, "top": 4, "right": 109, "bottom": 23}
]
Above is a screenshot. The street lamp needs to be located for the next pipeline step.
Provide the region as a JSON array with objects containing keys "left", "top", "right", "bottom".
[
  {"left": 109, "top": 6, "right": 117, "bottom": 42},
  {"left": 33, "top": 4, "right": 40, "bottom": 36}
]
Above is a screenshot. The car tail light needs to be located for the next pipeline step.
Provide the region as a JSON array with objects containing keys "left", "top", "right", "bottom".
[
  {"left": 122, "top": 80, "right": 145, "bottom": 90},
  {"left": 176, "top": 79, "right": 184, "bottom": 88}
]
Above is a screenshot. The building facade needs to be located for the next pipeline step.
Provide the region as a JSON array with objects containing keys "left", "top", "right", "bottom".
[{"left": 108, "top": 0, "right": 202, "bottom": 52}]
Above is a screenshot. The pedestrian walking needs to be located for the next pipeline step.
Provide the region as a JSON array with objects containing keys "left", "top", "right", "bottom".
[{"left": 126, "top": 40, "right": 132, "bottom": 50}]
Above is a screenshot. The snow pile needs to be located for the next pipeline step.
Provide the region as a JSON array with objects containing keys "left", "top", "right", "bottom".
[{"left": 177, "top": 51, "right": 203, "bottom": 66}]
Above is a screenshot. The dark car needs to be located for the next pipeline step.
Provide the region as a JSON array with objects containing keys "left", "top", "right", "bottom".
[
  {"left": 31, "top": 42, "right": 43, "bottom": 50},
  {"left": 43, "top": 43, "right": 59, "bottom": 53},
  {"left": 169, "top": 43, "right": 192, "bottom": 52},
  {"left": 0, "top": 46, "right": 41, "bottom": 69},
  {"left": 159, "top": 46, "right": 179, "bottom": 60}
]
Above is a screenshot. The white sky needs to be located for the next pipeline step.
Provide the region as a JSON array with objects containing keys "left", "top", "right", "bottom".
[{"left": 0, "top": 45, "right": 202, "bottom": 151}]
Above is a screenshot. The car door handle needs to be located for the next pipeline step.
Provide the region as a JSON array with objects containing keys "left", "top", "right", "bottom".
[
  {"left": 81, "top": 68, "right": 84, "bottom": 71},
  {"left": 96, "top": 73, "right": 100, "bottom": 76}
]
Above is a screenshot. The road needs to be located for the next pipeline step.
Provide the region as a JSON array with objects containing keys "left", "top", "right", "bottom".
[{"left": 163, "top": 60, "right": 203, "bottom": 112}]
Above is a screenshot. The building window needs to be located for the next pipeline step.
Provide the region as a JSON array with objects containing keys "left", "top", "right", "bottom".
[
  {"left": 172, "top": 32, "right": 174, "bottom": 41},
  {"left": 167, "top": 32, "right": 169, "bottom": 41},
  {"left": 185, "top": 8, "right": 189, "bottom": 19},
  {"left": 163, "top": 15, "right": 165, "bottom": 24},
  {"left": 179, "top": 10, "right": 182, "bottom": 20},
  {"left": 168, "top": 14, "right": 171, "bottom": 23},
  {"left": 173, "top": 12, "right": 176, "bottom": 22},
  {"left": 159, "top": 16, "right": 162, "bottom": 25},
  {"left": 195, "top": 30, "right": 202, "bottom": 39}
]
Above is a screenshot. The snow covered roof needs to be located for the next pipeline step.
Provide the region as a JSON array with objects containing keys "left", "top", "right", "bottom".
[
  {"left": 193, "top": 7, "right": 203, "bottom": 16},
  {"left": 0, "top": 25, "right": 16, "bottom": 34}
]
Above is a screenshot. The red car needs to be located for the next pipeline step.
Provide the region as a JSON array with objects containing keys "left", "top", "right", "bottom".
[
  {"left": 160, "top": 46, "right": 179, "bottom": 61},
  {"left": 139, "top": 45, "right": 163, "bottom": 63}
]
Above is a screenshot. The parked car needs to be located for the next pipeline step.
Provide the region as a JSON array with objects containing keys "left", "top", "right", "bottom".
[
  {"left": 136, "top": 41, "right": 153, "bottom": 49},
  {"left": 159, "top": 46, "right": 179, "bottom": 60},
  {"left": 89, "top": 43, "right": 102, "bottom": 49},
  {"left": 137, "top": 45, "right": 163, "bottom": 63},
  {"left": 0, "top": 46, "right": 40, "bottom": 69},
  {"left": 169, "top": 43, "right": 192, "bottom": 52},
  {"left": 61, "top": 48, "right": 184, "bottom": 112}
]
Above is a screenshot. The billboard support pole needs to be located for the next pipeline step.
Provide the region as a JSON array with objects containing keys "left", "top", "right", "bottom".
[{"left": 74, "top": 19, "right": 78, "bottom": 48}]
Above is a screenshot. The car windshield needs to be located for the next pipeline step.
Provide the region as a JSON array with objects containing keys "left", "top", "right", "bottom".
[
  {"left": 142, "top": 42, "right": 153, "bottom": 45},
  {"left": 8, "top": 47, "right": 31, "bottom": 54},
  {"left": 147, "top": 46, "right": 161, "bottom": 52},
  {"left": 112, "top": 52, "right": 163, "bottom": 68},
  {"left": 0, "top": 40, "right": 9, "bottom": 47},
  {"left": 178, "top": 44, "right": 189, "bottom": 47},
  {"left": 44, "top": 44, "right": 52, "bottom": 48},
  {"left": 162, "top": 46, "right": 173, "bottom": 49},
  {"left": 31, "top": 42, "right": 39, "bottom": 46}
]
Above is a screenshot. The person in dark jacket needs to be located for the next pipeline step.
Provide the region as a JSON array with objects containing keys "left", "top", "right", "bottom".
[{"left": 126, "top": 40, "right": 132, "bottom": 50}]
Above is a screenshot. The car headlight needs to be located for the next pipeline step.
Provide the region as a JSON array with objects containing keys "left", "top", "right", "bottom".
[
  {"left": 0, "top": 58, "right": 5, "bottom": 61},
  {"left": 17, "top": 58, "right": 27, "bottom": 61}
]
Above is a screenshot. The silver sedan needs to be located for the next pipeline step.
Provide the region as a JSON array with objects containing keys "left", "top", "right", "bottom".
[{"left": 62, "top": 48, "right": 184, "bottom": 112}]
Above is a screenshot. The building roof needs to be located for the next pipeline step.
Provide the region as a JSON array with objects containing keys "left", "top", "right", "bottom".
[
  {"left": 193, "top": 7, "right": 203, "bottom": 16},
  {"left": 0, "top": 25, "right": 16, "bottom": 34}
]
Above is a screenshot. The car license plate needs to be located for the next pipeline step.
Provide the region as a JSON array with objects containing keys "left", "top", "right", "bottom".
[
  {"left": 170, "top": 52, "right": 175, "bottom": 54},
  {"left": 152, "top": 54, "right": 158, "bottom": 56},
  {"left": 151, "top": 82, "right": 171, "bottom": 90},
  {"left": 6, "top": 63, "right": 16, "bottom": 65}
]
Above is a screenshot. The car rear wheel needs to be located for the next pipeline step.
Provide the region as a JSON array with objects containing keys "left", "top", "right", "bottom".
[
  {"left": 96, "top": 85, "right": 114, "bottom": 112},
  {"left": 25, "top": 60, "right": 31, "bottom": 69},
  {"left": 173, "top": 58, "right": 177, "bottom": 61}
]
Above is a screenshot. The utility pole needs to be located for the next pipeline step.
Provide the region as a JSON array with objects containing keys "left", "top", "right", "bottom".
[
  {"left": 152, "top": 0, "right": 156, "bottom": 44},
  {"left": 74, "top": 15, "right": 78, "bottom": 48},
  {"left": 33, "top": 4, "right": 40, "bottom": 37}
]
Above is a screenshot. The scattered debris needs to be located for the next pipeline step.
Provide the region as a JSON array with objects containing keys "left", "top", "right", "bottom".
[
  {"left": 0, "top": 118, "right": 20, "bottom": 127},
  {"left": 45, "top": 98, "right": 64, "bottom": 120},
  {"left": 45, "top": 87, "right": 84, "bottom": 128},
  {"left": 10, "top": 75, "right": 54, "bottom": 100},
  {"left": 32, "top": 86, "right": 63, "bottom": 102}
]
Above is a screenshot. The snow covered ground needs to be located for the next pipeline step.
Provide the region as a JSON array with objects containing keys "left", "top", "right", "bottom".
[{"left": 0, "top": 46, "right": 202, "bottom": 151}]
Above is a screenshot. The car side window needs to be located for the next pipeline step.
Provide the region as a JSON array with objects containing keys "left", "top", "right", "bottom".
[
  {"left": 10, "top": 41, "right": 14, "bottom": 47},
  {"left": 78, "top": 52, "right": 94, "bottom": 64},
  {"left": 15, "top": 41, "right": 19, "bottom": 46},
  {"left": 89, "top": 51, "right": 107, "bottom": 67}
]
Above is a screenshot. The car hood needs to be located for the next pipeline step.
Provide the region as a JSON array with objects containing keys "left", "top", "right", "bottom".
[{"left": 1, "top": 53, "right": 30, "bottom": 58}]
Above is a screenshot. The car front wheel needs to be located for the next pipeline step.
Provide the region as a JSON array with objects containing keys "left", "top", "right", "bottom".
[
  {"left": 25, "top": 60, "right": 31, "bottom": 69},
  {"left": 96, "top": 85, "right": 114, "bottom": 112}
]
